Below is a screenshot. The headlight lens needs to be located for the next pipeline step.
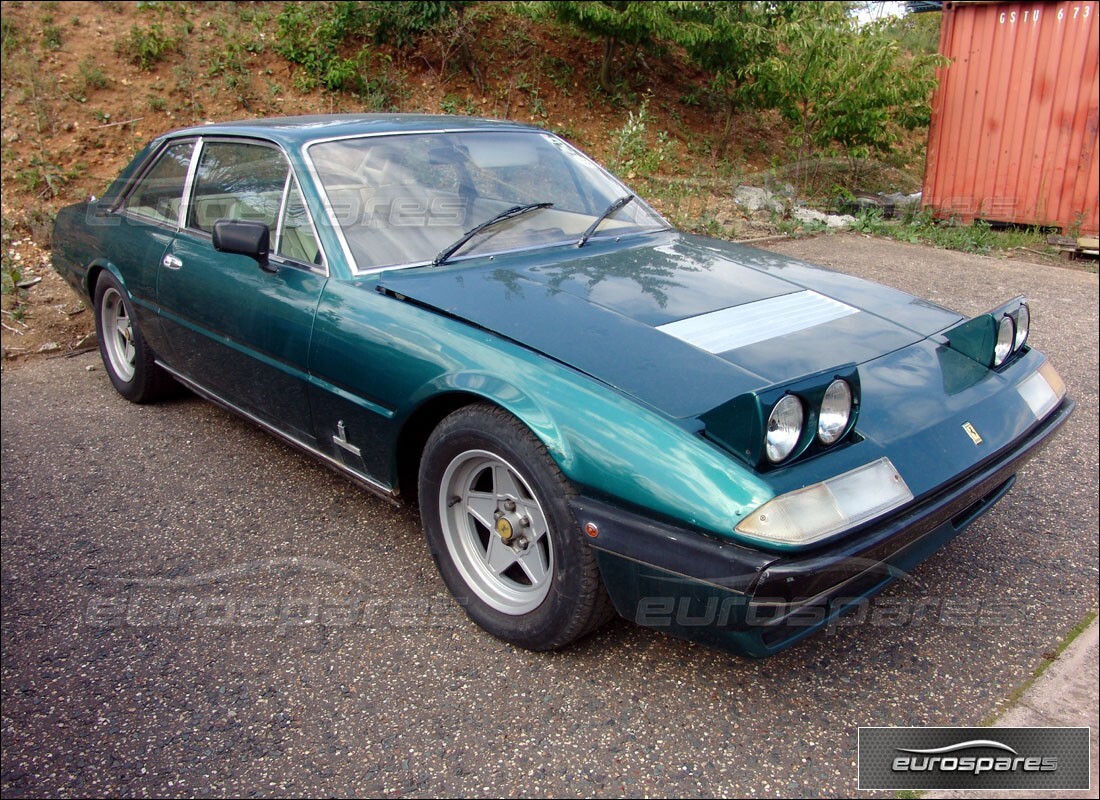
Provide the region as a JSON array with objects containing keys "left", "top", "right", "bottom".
[
  {"left": 817, "top": 379, "right": 852, "bottom": 445},
  {"left": 766, "top": 394, "right": 804, "bottom": 463},
  {"left": 735, "top": 457, "right": 914, "bottom": 546},
  {"left": 993, "top": 314, "right": 1015, "bottom": 366},
  {"left": 1011, "top": 303, "right": 1029, "bottom": 351}
]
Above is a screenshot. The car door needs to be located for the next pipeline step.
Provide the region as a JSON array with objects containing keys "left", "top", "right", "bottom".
[
  {"left": 102, "top": 138, "right": 197, "bottom": 357},
  {"left": 156, "top": 138, "right": 327, "bottom": 443}
]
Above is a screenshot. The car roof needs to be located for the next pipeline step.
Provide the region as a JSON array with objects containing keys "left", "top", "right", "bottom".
[{"left": 161, "top": 114, "right": 542, "bottom": 148}]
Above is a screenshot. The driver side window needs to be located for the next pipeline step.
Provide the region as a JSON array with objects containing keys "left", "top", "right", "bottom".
[{"left": 187, "top": 141, "right": 289, "bottom": 234}]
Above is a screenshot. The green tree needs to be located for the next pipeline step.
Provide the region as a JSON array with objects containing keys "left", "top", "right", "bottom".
[
  {"left": 542, "top": 1, "right": 682, "bottom": 94},
  {"left": 873, "top": 7, "right": 943, "bottom": 56},
  {"left": 368, "top": 1, "right": 482, "bottom": 90},
  {"left": 672, "top": 1, "right": 783, "bottom": 156},
  {"left": 277, "top": 2, "right": 482, "bottom": 94},
  {"left": 368, "top": 1, "right": 474, "bottom": 49},
  {"left": 746, "top": 3, "right": 943, "bottom": 195}
]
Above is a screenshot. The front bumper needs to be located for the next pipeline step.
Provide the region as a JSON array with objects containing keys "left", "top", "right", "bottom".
[{"left": 570, "top": 397, "right": 1075, "bottom": 657}]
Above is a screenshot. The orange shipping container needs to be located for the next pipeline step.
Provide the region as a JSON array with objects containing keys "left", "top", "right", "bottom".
[{"left": 923, "top": 1, "right": 1100, "bottom": 236}]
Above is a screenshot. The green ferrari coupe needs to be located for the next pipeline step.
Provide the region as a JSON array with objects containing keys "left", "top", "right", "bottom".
[{"left": 51, "top": 115, "right": 1073, "bottom": 656}]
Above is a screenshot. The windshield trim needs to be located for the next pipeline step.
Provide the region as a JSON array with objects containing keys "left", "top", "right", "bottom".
[{"left": 302, "top": 128, "right": 670, "bottom": 276}]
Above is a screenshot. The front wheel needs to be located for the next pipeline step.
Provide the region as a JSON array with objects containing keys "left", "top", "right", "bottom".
[
  {"left": 419, "top": 404, "right": 613, "bottom": 650},
  {"left": 93, "top": 272, "right": 175, "bottom": 403}
]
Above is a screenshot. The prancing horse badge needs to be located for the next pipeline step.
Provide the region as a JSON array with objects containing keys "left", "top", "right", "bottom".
[{"left": 962, "top": 422, "right": 983, "bottom": 445}]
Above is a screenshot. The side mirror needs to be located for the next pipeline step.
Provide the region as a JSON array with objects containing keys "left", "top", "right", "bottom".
[
  {"left": 212, "top": 220, "right": 273, "bottom": 272},
  {"left": 90, "top": 198, "right": 115, "bottom": 219}
]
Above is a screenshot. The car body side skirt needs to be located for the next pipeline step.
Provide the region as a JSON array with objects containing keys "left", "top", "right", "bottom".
[{"left": 156, "top": 360, "right": 400, "bottom": 505}]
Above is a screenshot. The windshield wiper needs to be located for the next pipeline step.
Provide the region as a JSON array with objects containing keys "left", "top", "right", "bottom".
[
  {"left": 433, "top": 202, "right": 553, "bottom": 266},
  {"left": 577, "top": 194, "right": 634, "bottom": 248}
]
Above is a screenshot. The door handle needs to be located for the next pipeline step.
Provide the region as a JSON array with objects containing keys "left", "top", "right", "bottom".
[{"left": 162, "top": 254, "right": 183, "bottom": 270}]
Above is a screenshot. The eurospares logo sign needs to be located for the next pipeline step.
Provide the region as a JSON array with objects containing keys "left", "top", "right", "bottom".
[{"left": 858, "top": 727, "right": 1090, "bottom": 790}]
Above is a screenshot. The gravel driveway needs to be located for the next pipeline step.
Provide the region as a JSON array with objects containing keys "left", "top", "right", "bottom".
[{"left": 2, "top": 232, "right": 1097, "bottom": 798}]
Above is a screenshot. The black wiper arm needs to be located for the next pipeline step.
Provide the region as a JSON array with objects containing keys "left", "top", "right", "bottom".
[
  {"left": 433, "top": 202, "right": 553, "bottom": 266},
  {"left": 577, "top": 193, "right": 634, "bottom": 248}
]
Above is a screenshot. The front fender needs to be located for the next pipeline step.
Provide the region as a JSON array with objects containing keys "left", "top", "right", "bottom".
[
  {"left": 398, "top": 347, "right": 775, "bottom": 538},
  {"left": 310, "top": 279, "right": 773, "bottom": 537},
  {"left": 410, "top": 370, "right": 574, "bottom": 468}
]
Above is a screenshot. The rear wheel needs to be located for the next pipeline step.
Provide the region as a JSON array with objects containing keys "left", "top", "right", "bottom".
[
  {"left": 93, "top": 272, "right": 175, "bottom": 403},
  {"left": 419, "top": 404, "right": 613, "bottom": 650}
]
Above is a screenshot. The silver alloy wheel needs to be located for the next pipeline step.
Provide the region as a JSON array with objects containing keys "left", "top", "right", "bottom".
[
  {"left": 438, "top": 449, "right": 554, "bottom": 615},
  {"left": 100, "top": 286, "right": 136, "bottom": 383}
]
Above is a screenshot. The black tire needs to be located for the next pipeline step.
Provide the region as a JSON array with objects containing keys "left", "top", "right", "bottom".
[
  {"left": 419, "top": 403, "right": 614, "bottom": 650},
  {"left": 93, "top": 272, "right": 175, "bottom": 403}
]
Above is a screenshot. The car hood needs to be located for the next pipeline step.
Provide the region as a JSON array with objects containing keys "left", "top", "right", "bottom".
[{"left": 376, "top": 233, "right": 964, "bottom": 418}]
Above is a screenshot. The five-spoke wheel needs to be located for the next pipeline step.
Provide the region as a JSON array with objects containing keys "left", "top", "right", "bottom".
[
  {"left": 93, "top": 271, "right": 175, "bottom": 403},
  {"left": 99, "top": 284, "right": 136, "bottom": 383},
  {"left": 439, "top": 449, "right": 555, "bottom": 615},
  {"left": 420, "top": 404, "right": 613, "bottom": 650}
]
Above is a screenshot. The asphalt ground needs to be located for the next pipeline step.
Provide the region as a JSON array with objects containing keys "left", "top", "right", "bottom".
[{"left": 2, "top": 233, "right": 1097, "bottom": 798}]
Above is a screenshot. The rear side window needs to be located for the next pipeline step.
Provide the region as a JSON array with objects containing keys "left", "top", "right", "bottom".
[
  {"left": 187, "top": 141, "right": 289, "bottom": 233},
  {"left": 124, "top": 141, "right": 194, "bottom": 224}
]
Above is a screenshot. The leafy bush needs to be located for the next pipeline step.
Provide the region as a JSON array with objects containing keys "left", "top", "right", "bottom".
[
  {"left": 78, "top": 59, "right": 109, "bottom": 93},
  {"left": 276, "top": 2, "right": 367, "bottom": 66},
  {"left": 440, "top": 93, "right": 478, "bottom": 115},
  {"left": 275, "top": 3, "right": 409, "bottom": 104},
  {"left": 276, "top": 2, "right": 373, "bottom": 93},
  {"left": 15, "top": 155, "right": 83, "bottom": 199},
  {"left": 609, "top": 97, "right": 672, "bottom": 178},
  {"left": 1, "top": 261, "right": 23, "bottom": 301},
  {"left": 115, "top": 22, "right": 178, "bottom": 70},
  {"left": 368, "top": 1, "right": 465, "bottom": 49},
  {"left": 40, "top": 13, "right": 62, "bottom": 51},
  {"left": 0, "top": 15, "right": 18, "bottom": 60}
]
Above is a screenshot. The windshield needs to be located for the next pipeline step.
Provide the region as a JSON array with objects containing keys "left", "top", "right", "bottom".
[{"left": 307, "top": 130, "right": 667, "bottom": 271}]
